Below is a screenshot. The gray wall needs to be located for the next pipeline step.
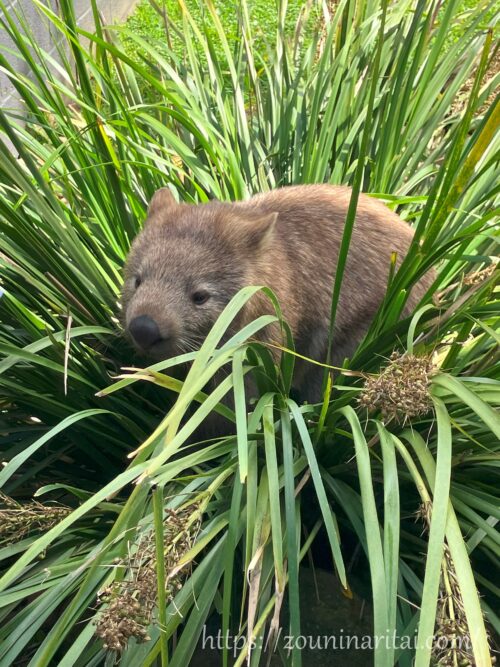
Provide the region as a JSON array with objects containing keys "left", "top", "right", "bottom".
[{"left": 0, "top": 0, "right": 137, "bottom": 109}]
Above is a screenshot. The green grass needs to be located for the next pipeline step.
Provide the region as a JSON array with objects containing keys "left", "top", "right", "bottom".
[
  {"left": 122, "top": 0, "right": 321, "bottom": 97},
  {"left": 125, "top": 0, "right": 314, "bottom": 54},
  {"left": 441, "top": 0, "right": 499, "bottom": 48},
  {"left": 0, "top": 0, "right": 499, "bottom": 665}
]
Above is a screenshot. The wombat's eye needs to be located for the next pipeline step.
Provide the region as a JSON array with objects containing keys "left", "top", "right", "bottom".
[
  {"left": 192, "top": 290, "right": 210, "bottom": 305},
  {"left": 134, "top": 276, "right": 142, "bottom": 289}
]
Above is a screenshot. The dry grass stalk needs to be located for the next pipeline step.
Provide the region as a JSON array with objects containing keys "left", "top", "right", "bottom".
[{"left": 95, "top": 504, "right": 200, "bottom": 652}]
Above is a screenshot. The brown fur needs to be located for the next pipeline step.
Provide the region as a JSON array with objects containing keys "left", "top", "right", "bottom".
[{"left": 121, "top": 184, "right": 432, "bottom": 402}]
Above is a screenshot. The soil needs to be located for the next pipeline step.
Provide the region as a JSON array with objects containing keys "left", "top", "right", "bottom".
[{"left": 190, "top": 566, "right": 373, "bottom": 667}]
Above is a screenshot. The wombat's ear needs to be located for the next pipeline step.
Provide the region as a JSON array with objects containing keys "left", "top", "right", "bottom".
[
  {"left": 146, "top": 187, "right": 178, "bottom": 221},
  {"left": 233, "top": 212, "right": 278, "bottom": 252}
]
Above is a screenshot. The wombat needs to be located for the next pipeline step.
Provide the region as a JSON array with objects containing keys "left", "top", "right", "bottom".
[{"left": 121, "top": 184, "right": 432, "bottom": 402}]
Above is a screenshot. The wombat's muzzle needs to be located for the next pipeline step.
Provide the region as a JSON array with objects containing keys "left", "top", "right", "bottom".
[{"left": 128, "top": 315, "right": 163, "bottom": 350}]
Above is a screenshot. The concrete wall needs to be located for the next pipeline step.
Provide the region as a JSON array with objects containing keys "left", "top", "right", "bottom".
[{"left": 0, "top": 0, "right": 137, "bottom": 109}]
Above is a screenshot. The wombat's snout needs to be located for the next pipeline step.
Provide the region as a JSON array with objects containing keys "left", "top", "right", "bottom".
[{"left": 128, "top": 315, "right": 164, "bottom": 350}]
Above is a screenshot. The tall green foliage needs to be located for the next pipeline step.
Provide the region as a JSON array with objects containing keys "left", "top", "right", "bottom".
[{"left": 0, "top": 1, "right": 498, "bottom": 666}]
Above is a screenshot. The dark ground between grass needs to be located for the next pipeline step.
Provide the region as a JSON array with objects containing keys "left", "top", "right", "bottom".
[{"left": 190, "top": 567, "right": 373, "bottom": 667}]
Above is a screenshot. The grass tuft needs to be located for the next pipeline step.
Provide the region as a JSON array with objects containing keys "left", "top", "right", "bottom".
[{"left": 358, "top": 351, "right": 436, "bottom": 424}]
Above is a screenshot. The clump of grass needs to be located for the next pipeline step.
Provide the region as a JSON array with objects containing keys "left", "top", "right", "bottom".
[
  {"left": 0, "top": 492, "right": 71, "bottom": 545},
  {"left": 462, "top": 263, "right": 498, "bottom": 287},
  {"left": 95, "top": 505, "right": 200, "bottom": 652},
  {"left": 123, "top": 0, "right": 319, "bottom": 65},
  {"left": 417, "top": 502, "right": 489, "bottom": 667},
  {"left": 96, "top": 586, "right": 153, "bottom": 650},
  {"left": 358, "top": 352, "right": 436, "bottom": 423},
  {"left": 433, "top": 546, "right": 476, "bottom": 667}
]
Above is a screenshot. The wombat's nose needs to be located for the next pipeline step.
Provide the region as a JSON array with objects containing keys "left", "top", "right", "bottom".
[{"left": 129, "top": 315, "right": 162, "bottom": 349}]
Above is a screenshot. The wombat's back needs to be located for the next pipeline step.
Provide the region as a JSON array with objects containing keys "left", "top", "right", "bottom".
[{"left": 235, "top": 185, "right": 430, "bottom": 376}]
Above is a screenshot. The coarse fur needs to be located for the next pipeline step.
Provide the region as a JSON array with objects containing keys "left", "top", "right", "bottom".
[{"left": 121, "top": 184, "right": 432, "bottom": 403}]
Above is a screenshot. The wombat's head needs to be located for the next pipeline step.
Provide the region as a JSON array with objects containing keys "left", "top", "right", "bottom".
[{"left": 121, "top": 188, "right": 277, "bottom": 359}]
